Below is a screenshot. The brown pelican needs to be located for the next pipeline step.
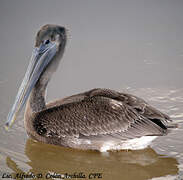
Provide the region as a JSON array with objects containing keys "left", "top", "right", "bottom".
[{"left": 6, "top": 24, "right": 174, "bottom": 152}]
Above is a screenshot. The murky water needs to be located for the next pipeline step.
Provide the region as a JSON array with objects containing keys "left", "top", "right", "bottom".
[
  {"left": 0, "top": 88, "right": 183, "bottom": 180},
  {"left": 0, "top": 1, "right": 183, "bottom": 180}
]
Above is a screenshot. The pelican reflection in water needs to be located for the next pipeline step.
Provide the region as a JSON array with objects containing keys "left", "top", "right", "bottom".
[{"left": 6, "top": 24, "right": 175, "bottom": 152}]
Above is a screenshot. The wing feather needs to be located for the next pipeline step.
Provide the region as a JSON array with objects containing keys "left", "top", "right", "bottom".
[{"left": 33, "top": 88, "right": 170, "bottom": 142}]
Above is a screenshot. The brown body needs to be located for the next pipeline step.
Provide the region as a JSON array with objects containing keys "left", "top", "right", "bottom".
[{"left": 24, "top": 86, "right": 170, "bottom": 150}]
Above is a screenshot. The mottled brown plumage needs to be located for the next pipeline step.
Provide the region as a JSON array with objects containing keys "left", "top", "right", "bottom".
[{"left": 6, "top": 25, "right": 174, "bottom": 151}]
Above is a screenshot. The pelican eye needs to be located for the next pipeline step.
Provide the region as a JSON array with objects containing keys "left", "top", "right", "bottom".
[{"left": 44, "top": 39, "right": 50, "bottom": 45}]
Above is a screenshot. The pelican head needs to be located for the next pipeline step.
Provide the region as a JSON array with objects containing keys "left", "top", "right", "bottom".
[{"left": 6, "top": 24, "right": 67, "bottom": 129}]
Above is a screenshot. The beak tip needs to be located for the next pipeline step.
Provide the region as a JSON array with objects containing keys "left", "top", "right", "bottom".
[
  {"left": 4, "top": 123, "right": 10, "bottom": 131},
  {"left": 6, "top": 108, "right": 18, "bottom": 131}
]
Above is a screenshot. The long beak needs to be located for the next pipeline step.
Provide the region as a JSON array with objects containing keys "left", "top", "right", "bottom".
[{"left": 5, "top": 42, "right": 57, "bottom": 129}]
